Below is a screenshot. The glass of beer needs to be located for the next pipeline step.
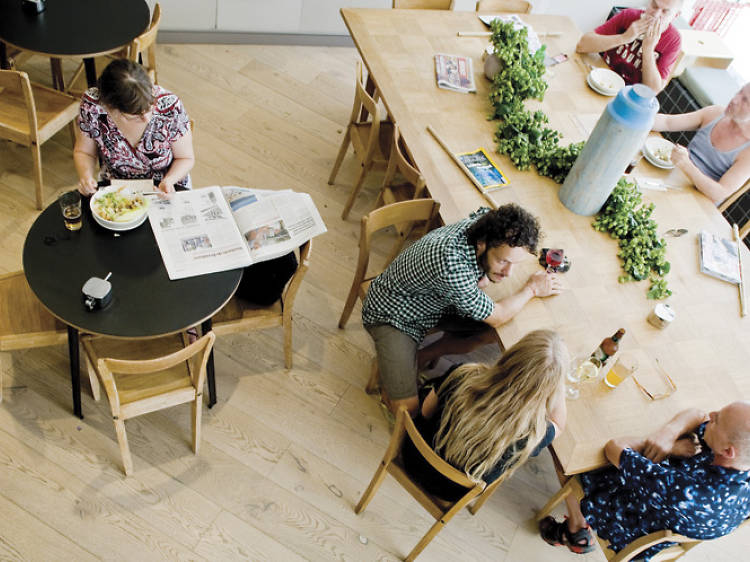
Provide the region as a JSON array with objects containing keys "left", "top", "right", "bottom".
[
  {"left": 604, "top": 353, "right": 638, "bottom": 388},
  {"left": 59, "top": 190, "right": 82, "bottom": 231}
]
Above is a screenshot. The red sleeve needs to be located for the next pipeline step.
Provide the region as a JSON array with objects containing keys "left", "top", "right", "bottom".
[
  {"left": 595, "top": 9, "right": 641, "bottom": 36},
  {"left": 655, "top": 27, "right": 682, "bottom": 79}
]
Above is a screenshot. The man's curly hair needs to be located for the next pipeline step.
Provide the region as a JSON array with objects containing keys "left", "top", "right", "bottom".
[{"left": 466, "top": 204, "right": 540, "bottom": 254}]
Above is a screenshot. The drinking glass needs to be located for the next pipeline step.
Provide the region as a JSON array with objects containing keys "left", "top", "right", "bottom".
[
  {"left": 545, "top": 249, "right": 564, "bottom": 272},
  {"left": 604, "top": 353, "right": 638, "bottom": 388},
  {"left": 566, "top": 356, "right": 600, "bottom": 399},
  {"left": 59, "top": 190, "right": 82, "bottom": 231}
]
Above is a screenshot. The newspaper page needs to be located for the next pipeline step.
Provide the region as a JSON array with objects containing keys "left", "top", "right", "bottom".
[
  {"left": 222, "top": 186, "right": 327, "bottom": 263},
  {"left": 434, "top": 54, "right": 476, "bottom": 94},
  {"left": 699, "top": 230, "right": 741, "bottom": 284},
  {"left": 478, "top": 13, "right": 542, "bottom": 54},
  {"left": 148, "top": 186, "right": 251, "bottom": 280}
]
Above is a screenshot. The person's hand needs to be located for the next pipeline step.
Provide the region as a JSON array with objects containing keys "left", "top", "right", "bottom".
[
  {"left": 157, "top": 179, "right": 176, "bottom": 193},
  {"left": 624, "top": 15, "right": 651, "bottom": 42},
  {"left": 526, "top": 270, "right": 562, "bottom": 298},
  {"left": 641, "top": 429, "right": 677, "bottom": 463},
  {"left": 671, "top": 144, "right": 691, "bottom": 171},
  {"left": 78, "top": 176, "right": 97, "bottom": 196},
  {"left": 671, "top": 435, "right": 702, "bottom": 459}
]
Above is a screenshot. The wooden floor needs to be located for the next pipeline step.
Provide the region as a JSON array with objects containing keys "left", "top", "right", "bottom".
[{"left": 1, "top": 44, "right": 748, "bottom": 561}]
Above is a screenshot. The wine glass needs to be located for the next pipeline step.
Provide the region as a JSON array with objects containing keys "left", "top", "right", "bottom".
[
  {"left": 566, "top": 356, "right": 602, "bottom": 399},
  {"left": 546, "top": 249, "right": 564, "bottom": 272}
]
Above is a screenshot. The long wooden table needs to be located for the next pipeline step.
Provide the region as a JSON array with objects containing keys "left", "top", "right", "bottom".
[{"left": 341, "top": 8, "right": 750, "bottom": 475}]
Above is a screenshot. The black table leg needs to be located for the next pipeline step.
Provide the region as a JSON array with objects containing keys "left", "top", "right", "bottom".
[
  {"left": 0, "top": 42, "right": 9, "bottom": 70},
  {"left": 201, "top": 318, "right": 217, "bottom": 408},
  {"left": 67, "top": 326, "right": 83, "bottom": 419},
  {"left": 84, "top": 57, "right": 97, "bottom": 87}
]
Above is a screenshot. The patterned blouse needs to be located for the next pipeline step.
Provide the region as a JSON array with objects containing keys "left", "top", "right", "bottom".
[
  {"left": 580, "top": 423, "right": 750, "bottom": 560},
  {"left": 77, "top": 85, "right": 191, "bottom": 189},
  {"left": 361, "top": 208, "right": 495, "bottom": 342}
]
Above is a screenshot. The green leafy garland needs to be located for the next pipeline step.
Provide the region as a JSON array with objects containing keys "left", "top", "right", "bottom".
[
  {"left": 488, "top": 20, "right": 583, "bottom": 184},
  {"left": 487, "top": 21, "right": 671, "bottom": 299},
  {"left": 592, "top": 178, "right": 672, "bottom": 299}
]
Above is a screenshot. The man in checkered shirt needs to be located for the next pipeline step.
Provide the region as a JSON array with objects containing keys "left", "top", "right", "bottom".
[{"left": 363, "top": 204, "right": 562, "bottom": 416}]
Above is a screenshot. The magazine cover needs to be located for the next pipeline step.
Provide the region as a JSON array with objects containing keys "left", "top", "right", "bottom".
[
  {"left": 434, "top": 53, "right": 476, "bottom": 93},
  {"left": 456, "top": 148, "right": 510, "bottom": 191},
  {"left": 699, "top": 230, "right": 741, "bottom": 284}
]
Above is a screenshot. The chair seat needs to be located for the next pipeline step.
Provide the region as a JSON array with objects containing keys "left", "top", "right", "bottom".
[
  {"left": 211, "top": 296, "right": 284, "bottom": 335},
  {"left": 84, "top": 334, "right": 194, "bottom": 406},
  {"left": 0, "top": 83, "right": 78, "bottom": 146},
  {"left": 350, "top": 120, "right": 394, "bottom": 167}
]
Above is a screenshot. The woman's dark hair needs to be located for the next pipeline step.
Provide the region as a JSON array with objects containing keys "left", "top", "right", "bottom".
[
  {"left": 98, "top": 59, "right": 154, "bottom": 115},
  {"left": 466, "top": 204, "right": 540, "bottom": 254}
]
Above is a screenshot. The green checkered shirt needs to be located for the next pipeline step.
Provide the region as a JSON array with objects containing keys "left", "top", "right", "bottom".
[{"left": 362, "top": 208, "right": 495, "bottom": 342}]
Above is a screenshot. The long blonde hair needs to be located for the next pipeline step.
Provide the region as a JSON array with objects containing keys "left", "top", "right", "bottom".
[{"left": 432, "top": 329, "right": 568, "bottom": 484}]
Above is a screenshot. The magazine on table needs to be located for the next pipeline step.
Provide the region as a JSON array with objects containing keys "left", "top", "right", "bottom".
[
  {"left": 698, "top": 230, "right": 740, "bottom": 284},
  {"left": 456, "top": 147, "right": 510, "bottom": 191},
  {"left": 148, "top": 186, "right": 326, "bottom": 280},
  {"left": 434, "top": 53, "right": 476, "bottom": 93},
  {"left": 478, "top": 13, "right": 542, "bottom": 54}
]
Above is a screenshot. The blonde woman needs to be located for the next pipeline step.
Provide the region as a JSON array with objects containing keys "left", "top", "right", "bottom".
[{"left": 403, "top": 329, "right": 571, "bottom": 516}]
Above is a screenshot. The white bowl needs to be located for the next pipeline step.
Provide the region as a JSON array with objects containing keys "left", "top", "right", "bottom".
[
  {"left": 643, "top": 137, "right": 675, "bottom": 169},
  {"left": 90, "top": 186, "right": 150, "bottom": 231},
  {"left": 587, "top": 68, "right": 625, "bottom": 95}
]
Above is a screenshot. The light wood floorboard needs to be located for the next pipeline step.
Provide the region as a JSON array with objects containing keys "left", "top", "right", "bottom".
[{"left": 0, "top": 45, "right": 748, "bottom": 561}]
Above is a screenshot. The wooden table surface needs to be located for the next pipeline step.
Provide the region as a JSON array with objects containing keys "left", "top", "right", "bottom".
[{"left": 342, "top": 8, "right": 750, "bottom": 475}]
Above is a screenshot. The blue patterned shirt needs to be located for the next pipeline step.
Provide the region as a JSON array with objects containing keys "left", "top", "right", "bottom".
[
  {"left": 361, "top": 208, "right": 495, "bottom": 342},
  {"left": 580, "top": 423, "right": 750, "bottom": 560}
]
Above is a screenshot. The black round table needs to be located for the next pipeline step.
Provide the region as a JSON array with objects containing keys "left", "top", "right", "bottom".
[
  {"left": 0, "top": 0, "right": 150, "bottom": 86},
  {"left": 23, "top": 198, "right": 242, "bottom": 418}
]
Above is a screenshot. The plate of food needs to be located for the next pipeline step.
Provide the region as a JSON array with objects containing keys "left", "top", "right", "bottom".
[
  {"left": 643, "top": 137, "right": 675, "bottom": 169},
  {"left": 587, "top": 68, "right": 625, "bottom": 96},
  {"left": 90, "top": 185, "right": 150, "bottom": 231}
]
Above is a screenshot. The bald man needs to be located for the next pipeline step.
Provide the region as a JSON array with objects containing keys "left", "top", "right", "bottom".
[{"left": 539, "top": 402, "right": 750, "bottom": 556}]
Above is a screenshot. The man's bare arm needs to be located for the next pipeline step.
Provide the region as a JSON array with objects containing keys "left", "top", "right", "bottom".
[
  {"left": 483, "top": 271, "right": 562, "bottom": 329},
  {"left": 576, "top": 17, "right": 648, "bottom": 54}
]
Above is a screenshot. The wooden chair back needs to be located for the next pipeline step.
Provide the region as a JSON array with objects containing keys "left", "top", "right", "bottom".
[
  {"left": 393, "top": 0, "right": 452, "bottom": 8},
  {"left": 0, "top": 70, "right": 38, "bottom": 145},
  {"left": 82, "top": 331, "right": 216, "bottom": 475},
  {"left": 355, "top": 406, "right": 485, "bottom": 561},
  {"left": 476, "top": 0, "right": 532, "bottom": 13},
  {"left": 0, "top": 70, "right": 79, "bottom": 208},
  {"left": 128, "top": 3, "right": 162, "bottom": 83},
  {"left": 378, "top": 125, "right": 427, "bottom": 209},
  {"left": 338, "top": 199, "right": 441, "bottom": 328},
  {"left": 536, "top": 476, "right": 707, "bottom": 561},
  {"left": 212, "top": 240, "right": 311, "bottom": 369},
  {"left": 0, "top": 271, "right": 68, "bottom": 403}
]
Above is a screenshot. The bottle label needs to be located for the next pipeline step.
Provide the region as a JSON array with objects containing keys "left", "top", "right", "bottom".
[{"left": 593, "top": 348, "right": 608, "bottom": 362}]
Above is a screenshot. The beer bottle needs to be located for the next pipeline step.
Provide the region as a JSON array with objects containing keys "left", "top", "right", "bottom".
[{"left": 592, "top": 328, "right": 625, "bottom": 365}]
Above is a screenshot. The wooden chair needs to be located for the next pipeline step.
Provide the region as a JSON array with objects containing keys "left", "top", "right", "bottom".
[
  {"left": 211, "top": 241, "right": 311, "bottom": 370},
  {"left": 392, "top": 0, "right": 452, "bottom": 7},
  {"left": 0, "top": 271, "right": 68, "bottom": 403},
  {"left": 65, "top": 3, "right": 161, "bottom": 97},
  {"left": 356, "top": 405, "right": 507, "bottom": 561},
  {"left": 376, "top": 125, "right": 428, "bottom": 210},
  {"left": 718, "top": 180, "right": 750, "bottom": 242},
  {"left": 476, "top": 0, "right": 532, "bottom": 13},
  {"left": 338, "top": 199, "right": 441, "bottom": 329},
  {"left": 81, "top": 331, "right": 215, "bottom": 476},
  {"left": 0, "top": 70, "right": 79, "bottom": 209},
  {"left": 328, "top": 61, "right": 394, "bottom": 220},
  {"left": 536, "top": 476, "right": 705, "bottom": 561}
]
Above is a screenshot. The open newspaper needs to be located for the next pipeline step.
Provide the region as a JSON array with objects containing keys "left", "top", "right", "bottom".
[
  {"left": 478, "top": 13, "right": 542, "bottom": 54},
  {"left": 147, "top": 186, "right": 326, "bottom": 280},
  {"left": 434, "top": 53, "right": 476, "bottom": 93}
]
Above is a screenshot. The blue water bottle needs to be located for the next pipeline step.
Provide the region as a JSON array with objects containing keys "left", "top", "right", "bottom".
[{"left": 558, "top": 84, "right": 659, "bottom": 216}]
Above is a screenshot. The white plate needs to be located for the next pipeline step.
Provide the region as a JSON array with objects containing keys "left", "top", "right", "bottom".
[
  {"left": 643, "top": 137, "right": 675, "bottom": 169},
  {"left": 587, "top": 68, "right": 625, "bottom": 96},
  {"left": 90, "top": 186, "right": 150, "bottom": 231}
]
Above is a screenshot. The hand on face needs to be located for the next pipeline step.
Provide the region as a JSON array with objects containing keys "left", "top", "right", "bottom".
[
  {"left": 526, "top": 270, "right": 562, "bottom": 298},
  {"left": 626, "top": 16, "right": 651, "bottom": 42}
]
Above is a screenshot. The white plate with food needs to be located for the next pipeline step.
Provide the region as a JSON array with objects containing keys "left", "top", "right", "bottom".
[
  {"left": 587, "top": 68, "right": 625, "bottom": 96},
  {"left": 643, "top": 137, "right": 675, "bottom": 169},
  {"left": 90, "top": 185, "right": 150, "bottom": 231}
]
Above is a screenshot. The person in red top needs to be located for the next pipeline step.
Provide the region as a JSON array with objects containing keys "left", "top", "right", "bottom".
[{"left": 576, "top": 0, "right": 683, "bottom": 93}]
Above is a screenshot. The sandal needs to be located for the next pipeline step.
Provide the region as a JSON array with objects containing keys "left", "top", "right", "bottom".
[{"left": 539, "top": 516, "right": 595, "bottom": 554}]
